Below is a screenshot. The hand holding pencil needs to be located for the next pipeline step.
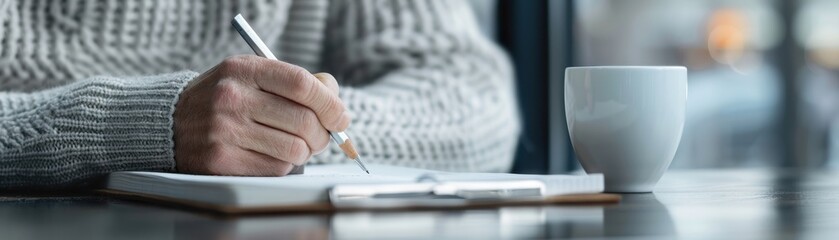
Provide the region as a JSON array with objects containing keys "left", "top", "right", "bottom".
[
  {"left": 170, "top": 19, "right": 362, "bottom": 176},
  {"left": 232, "top": 14, "right": 370, "bottom": 174}
]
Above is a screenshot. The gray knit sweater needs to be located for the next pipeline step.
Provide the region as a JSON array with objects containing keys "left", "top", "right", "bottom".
[{"left": 0, "top": 0, "right": 520, "bottom": 188}]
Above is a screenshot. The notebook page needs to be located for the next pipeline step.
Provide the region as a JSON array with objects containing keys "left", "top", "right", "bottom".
[{"left": 107, "top": 164, "right": 434, "bottom": 207}]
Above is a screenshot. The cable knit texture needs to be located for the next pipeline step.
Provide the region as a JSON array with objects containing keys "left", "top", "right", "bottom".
[{"left": 0, "top": 0, "right": 520, "bottom": 188}]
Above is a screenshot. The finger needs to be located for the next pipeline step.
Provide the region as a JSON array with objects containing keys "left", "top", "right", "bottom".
[
  {"left": 228, "top": 148, "right": 296, "bottom": 176},
  {"left": 313, "top": 73, "right": 351, "bottom": 131},
  {"left": 313, "top": 72, "right": 339, "bottom": 95},
  {"left": 250, "top": 90, "right": 330, "bottom": 153},
  {"left": 223, "top": 56, "right": 348, "bottom": 131},
  {"left": 240, "top": 121, "right": 312, "bottom": 166}
]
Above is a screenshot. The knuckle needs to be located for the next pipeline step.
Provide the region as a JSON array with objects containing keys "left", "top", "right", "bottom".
[
  {"left": 294, "top": 108, "right": 319, "bottom": 134},
  {"left": 218, "top": 55, "right": 262, "bottom": 80},
  {"left": 287, "top": 137, "right": 310, "bottom": 164},
  {"left": 211, "top": 80, "right": 245, "bottom": 112},
  {"left": 286, "top": 67, "right": 314, "bottom": 99}
]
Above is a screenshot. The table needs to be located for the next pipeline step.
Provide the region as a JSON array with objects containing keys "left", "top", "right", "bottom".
[{"left": 3, "top": 169, "right": 839, "bottom": 239}]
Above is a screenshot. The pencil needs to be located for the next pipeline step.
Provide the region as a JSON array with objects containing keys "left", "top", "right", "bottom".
[{"left": 231, "top": 14, "right": 370, "bottom": 174}]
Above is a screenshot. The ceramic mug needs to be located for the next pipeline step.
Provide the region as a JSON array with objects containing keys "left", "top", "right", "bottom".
[{"left": 565, "top": 66, "right": 687, "bottom": 193}]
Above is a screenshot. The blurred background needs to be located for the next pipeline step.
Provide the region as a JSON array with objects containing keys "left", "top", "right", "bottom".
[{"left": 467, "top": 0, "right": 839, "bottom": 173}]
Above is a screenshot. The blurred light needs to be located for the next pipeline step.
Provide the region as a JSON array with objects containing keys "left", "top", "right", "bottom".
[{"left": 707, "top": 9, "right": 747, "bottom": 65}]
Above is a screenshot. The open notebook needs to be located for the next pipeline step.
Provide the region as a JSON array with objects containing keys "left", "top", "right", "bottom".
[{"left": 105, "top": 164, "right": 615, "bottom": 214}]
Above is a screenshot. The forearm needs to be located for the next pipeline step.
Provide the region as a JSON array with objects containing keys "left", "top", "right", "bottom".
[{"left": 0, "top": 71, "right": 197, "bottom": 189}]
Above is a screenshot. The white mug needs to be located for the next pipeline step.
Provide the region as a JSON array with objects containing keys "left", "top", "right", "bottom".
[{"left": 565, "top": 66, "right": 687, "bottom": 193}]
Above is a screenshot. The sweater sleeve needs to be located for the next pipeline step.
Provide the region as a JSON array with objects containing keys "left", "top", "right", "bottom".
[
  {"left": 0, "top": 71, "right": 197, "bottom": 189},
  {"left": 314, "top": 0, "right": 521, "bottom": 172}
]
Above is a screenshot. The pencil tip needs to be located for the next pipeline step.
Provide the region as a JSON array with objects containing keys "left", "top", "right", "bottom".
[{"left": 353, "top": 156, "right": 370, "bottom": 174}]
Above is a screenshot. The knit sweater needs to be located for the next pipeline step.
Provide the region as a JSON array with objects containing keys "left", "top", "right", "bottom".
[{"left": 0, "top": 0, "right": 520, "bottom": 188}]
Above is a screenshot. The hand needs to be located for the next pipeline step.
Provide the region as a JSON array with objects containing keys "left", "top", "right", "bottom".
[{"left": 173, "top": 55, "right": 349, "bottom": 176}]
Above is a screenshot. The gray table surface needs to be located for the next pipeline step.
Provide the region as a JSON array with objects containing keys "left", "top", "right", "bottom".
[{"left": 2, "top": 168, "right": 837, "bottom": 240}]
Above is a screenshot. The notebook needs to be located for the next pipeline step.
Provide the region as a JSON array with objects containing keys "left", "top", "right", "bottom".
[{"left": 105, "top": 164, "right": 615, "bottom": 214}]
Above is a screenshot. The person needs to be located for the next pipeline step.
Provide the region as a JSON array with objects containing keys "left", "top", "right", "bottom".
[{"left": 0, "top": 0, "right": 520, "bottom": 189}]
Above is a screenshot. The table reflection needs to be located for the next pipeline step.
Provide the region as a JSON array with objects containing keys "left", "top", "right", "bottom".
[
  {"left": 166, "top": 194, "right": 675, "bottom": 239},
  {"left": 601, "top": 194, "right": 675, "bottom": 238},
  {"left": 0, "top": 195, "right": 679, "bottom": 240}
]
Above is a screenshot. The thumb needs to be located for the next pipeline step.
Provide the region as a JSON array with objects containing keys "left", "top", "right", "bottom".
[{"left": 313, "top": 72, "right": 339, "bottom": 95}]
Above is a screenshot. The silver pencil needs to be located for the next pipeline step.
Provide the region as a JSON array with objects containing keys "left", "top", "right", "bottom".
[{"left": 231, "top": 14, "right": 370, "bottom": 174}]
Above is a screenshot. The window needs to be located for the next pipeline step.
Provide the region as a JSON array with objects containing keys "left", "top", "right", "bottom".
[{"left": 562, "top": 0, "right": 839, "bottom": 168}]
